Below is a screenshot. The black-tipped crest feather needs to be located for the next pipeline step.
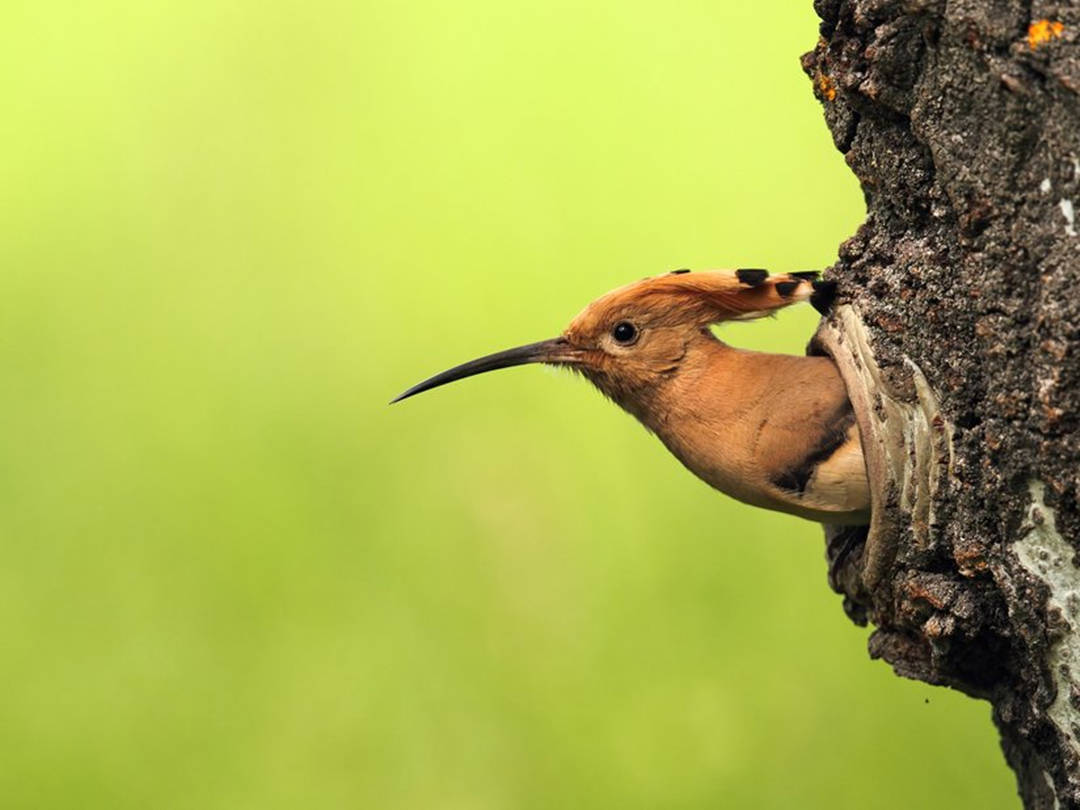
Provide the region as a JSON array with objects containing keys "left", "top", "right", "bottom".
[{"left": 736, "top": 269, "right": 769, "bottom": 287}]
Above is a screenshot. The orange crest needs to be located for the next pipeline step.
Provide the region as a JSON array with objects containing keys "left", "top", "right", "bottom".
[{"left": 565, "top": 269, "right": 818, "bottom": 341}]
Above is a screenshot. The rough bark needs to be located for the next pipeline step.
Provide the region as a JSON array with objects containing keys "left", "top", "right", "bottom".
[{"left": 801, "top": 1, "right": 1080, "bottom": 806}]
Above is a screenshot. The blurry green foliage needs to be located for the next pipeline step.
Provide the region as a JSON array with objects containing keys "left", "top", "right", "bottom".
[{"left": 1, "top": 1, "right": 1015, "bottom": 808}]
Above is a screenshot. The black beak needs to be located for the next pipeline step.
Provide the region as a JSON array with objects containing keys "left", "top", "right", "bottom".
[{"left": 390, "top": 337, "right": 577, "bottom": 404}]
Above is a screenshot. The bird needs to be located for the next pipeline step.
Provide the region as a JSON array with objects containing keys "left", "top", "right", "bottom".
[{"left": 392, "top": 269, "right": 870, "bottom": 525}]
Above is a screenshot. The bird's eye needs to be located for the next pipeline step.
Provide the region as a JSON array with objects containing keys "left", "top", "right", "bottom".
[{"left": 612, "top": 321, "right": 638, "bottom": 345}]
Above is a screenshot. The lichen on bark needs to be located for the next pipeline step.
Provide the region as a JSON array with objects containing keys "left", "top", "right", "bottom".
[{"left": 802, "top": 1, "right": 1080, "bottom": 806}]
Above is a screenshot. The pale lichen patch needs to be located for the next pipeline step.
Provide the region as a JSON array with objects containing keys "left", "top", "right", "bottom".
[
  {"left": 1059, "top": 199, "right": 1076, "bottom": 237},
  {"left": 1043, "top": 770, "right": 1061, "bottom": 810},
  {"left": 1014, "top": 481, "right": 1080, "bottom": 760}
]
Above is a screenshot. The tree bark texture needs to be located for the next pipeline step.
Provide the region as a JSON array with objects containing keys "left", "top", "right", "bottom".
[{"left": 802, "top": 1, "right": 1080, "bottom": 806}]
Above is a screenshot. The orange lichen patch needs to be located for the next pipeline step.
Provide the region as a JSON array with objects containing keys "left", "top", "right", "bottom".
[
  {"left": 904, "top": 580, "right": 947, "bottom": 611},
  {"left": 922, "top": 614, "right": 954, "bottom": 640},
  {"left": 1028, "top": 19, "right": 1064, "bottom": 49},
  {"left": 954, "top": 544, "right": 989, "bottom": 578},
  {"left": 816, "top": 72, "right": 837, "bottom": 101}
]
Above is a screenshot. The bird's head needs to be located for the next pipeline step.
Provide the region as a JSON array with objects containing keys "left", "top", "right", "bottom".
[{"left": 391, "top": 269, "right": 827, "bottom": 405}]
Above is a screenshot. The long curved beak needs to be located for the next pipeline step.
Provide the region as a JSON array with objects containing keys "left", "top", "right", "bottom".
[{"left": 390, "top": 337, "right": 578, "bottom": 404}]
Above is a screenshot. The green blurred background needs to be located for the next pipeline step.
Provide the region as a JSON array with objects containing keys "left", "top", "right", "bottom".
[{"left": 2, "top": 1, "right": 1017, "bottom": 807}]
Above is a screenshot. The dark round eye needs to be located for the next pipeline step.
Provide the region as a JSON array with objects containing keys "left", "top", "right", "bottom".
[{"left": 612, "top": 321, "right": 638, "bottom": 344}]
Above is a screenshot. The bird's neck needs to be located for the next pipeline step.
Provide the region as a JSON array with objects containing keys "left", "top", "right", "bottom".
[
  {"left": 627, "top": 337, "right": 807, "bottom": 509},
  {"left": 626, "top": 335, "right": 742, "bottom": 435}
]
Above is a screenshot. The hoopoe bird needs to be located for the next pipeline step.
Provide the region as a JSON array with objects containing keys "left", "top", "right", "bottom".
[{"left": 393, "top": 269, "right": 870, "bottom": 525}]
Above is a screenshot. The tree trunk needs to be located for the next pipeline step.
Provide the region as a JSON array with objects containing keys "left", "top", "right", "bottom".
[{"left": 800, "top": 1, "right": 1080, "bottom": 806}]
